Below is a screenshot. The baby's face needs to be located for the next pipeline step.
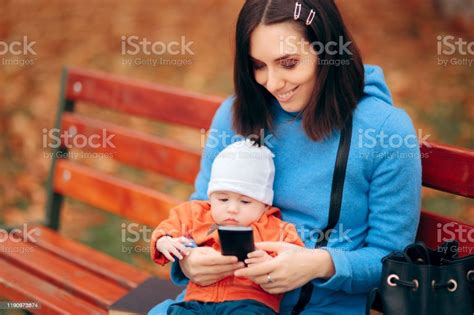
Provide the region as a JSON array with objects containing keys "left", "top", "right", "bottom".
[{"left": 209, "top": 191, "right": 269, "bottom": 226}]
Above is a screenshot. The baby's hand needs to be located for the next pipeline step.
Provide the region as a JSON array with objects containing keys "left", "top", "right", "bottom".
[
  {"left": 156, "top": 236, "right": 193, "bottom": 262},
  {"left": 244, "top": 250, "right": 273, "bottom": 265}
]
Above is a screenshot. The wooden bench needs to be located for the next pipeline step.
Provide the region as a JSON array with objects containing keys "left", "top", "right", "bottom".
[{"left": 0, "top": 68, "right": 473, "bottom": 314}]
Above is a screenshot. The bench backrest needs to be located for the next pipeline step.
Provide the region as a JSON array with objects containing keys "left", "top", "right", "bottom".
[
  {"left": 418, "top": 143, "right": 474, "bottom": 256},
  {"left": 45, "top": 68, "right": 474, "bottom": 255}
]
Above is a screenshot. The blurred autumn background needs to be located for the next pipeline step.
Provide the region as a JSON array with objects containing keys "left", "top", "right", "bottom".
[{"left": 0, "top": 0, "right": 473, "bottom": 283}]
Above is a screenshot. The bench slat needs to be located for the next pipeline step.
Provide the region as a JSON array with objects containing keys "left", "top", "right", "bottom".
[
  {"left": 54, "top": 159, "right": 182, "bottom": 227},
  {"left": 65, "top": 67, "right": 223, "bottom": 129},
  {"left": 417, "top": 210, "right": 474, "bottom": 257},
  {"left": 61, "top": 112, "right": 201, "bottom": 184},
  {"left": 0, "top": 259, "right": 107, "bottom": 315},
  {"left": 0, "top": 239, "right": 127, "bottom": 310},
  {"left": 421, "top": 142, "right": 474, "bottom": 198},
  {"left": 24, "top": 225, "right": 150, "bottom": 290}
]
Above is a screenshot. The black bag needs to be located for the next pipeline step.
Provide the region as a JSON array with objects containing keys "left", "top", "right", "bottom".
[{"left": 366, "top": 240, "right": 474, "bottom": 315}]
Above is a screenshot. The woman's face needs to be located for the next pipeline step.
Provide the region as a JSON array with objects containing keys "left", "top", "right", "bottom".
[{"left": 250, "top": 22, "right": 318, "bottom": 113}]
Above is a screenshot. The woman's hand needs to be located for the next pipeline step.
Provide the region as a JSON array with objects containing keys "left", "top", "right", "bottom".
[
  {"left": 234, "top": 242, "right": 335, "bottom": 294},
  {"left": 179, "top": 246, "right": 245, "bottom": 287}
]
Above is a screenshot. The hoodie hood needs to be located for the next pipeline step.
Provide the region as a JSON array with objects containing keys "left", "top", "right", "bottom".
[{"left": 363, "top": 64, "right": 393, "bottom": 106}]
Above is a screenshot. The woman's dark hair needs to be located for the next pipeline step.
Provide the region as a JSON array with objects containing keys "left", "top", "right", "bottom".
[{"left": 233, "top": 0, "right": 364, "bottom": 141}]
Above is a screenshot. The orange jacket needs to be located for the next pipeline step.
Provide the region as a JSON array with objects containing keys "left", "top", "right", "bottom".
[{"left": 150, "top": 200, "right": 304, "bottom": 313}]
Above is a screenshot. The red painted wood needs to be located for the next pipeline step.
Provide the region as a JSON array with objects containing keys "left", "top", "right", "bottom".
[
  {"left": 60, "top": 112, "right": 201, "bottom": 184},
  {"left": 0, "top": 259, "right": 107, "bottom": 315},
  {"left": 53, "top": 159, "right": 182, "bottom": 227},
  {"left": 0, "top": 238, "right": 127, "bottom": 310},
  {"left": 421, "top": 142, "right": 474, "bottom": 198},
  {"left": 65, "top": 67, "right": 223, "bottom": 130},
  {"left": 417, "top": 210, "right": 474, "bottom": 257},
  {"left": 23, "top": 225, "right": 150, "bottom": 290}
]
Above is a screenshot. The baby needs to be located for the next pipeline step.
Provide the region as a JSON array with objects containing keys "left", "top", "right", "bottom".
[{"left": 150, "top": 139, "right": 304, "bottom": 314}]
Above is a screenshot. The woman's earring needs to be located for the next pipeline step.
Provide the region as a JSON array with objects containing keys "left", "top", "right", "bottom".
[
  {"left": 306, "top": 9, "right": 316, "bottom": 25},
  {"left": 294, "top": 2, "right": 302, "bottom": 20}
]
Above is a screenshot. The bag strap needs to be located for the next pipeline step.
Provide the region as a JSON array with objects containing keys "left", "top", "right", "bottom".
[
  {"left": 292, "top": 116, "right": 353, "bottom": 315},
  {"left": 365, "top": 288, "right": 381, "bottom": 315},
  {"left": 320, "top": 116, "right": 353, "bottom": 247}
]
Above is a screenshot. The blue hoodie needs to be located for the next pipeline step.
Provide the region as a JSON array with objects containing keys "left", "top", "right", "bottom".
[{"left": 149, "top": 65, "right": 422, "bottom": 315}]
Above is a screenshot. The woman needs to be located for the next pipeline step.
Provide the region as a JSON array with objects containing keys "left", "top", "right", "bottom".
[{"left": 150, "top": 0, "right": 421, "bottom": 314}]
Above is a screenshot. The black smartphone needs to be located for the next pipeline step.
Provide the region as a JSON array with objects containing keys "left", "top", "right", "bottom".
[{"left": 218, "top": 226, "right": 255, "bottom": 262}]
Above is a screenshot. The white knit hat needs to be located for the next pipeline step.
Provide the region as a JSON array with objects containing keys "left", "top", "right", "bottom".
[{"left": 207, "top": 139, "right": 275, "bottom": 205}]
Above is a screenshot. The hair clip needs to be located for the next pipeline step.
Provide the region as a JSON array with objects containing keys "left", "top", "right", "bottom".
[
  {"left": 306, "top": 9, "right": 316, "bottom": 25},
  {"left": 294, "top": 2, "right": 302, "bottom": 20}
]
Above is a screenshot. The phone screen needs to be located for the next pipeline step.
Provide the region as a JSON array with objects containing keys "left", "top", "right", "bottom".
[{"left": 218, "top": 226, "right": 255, "bottom": 262}]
